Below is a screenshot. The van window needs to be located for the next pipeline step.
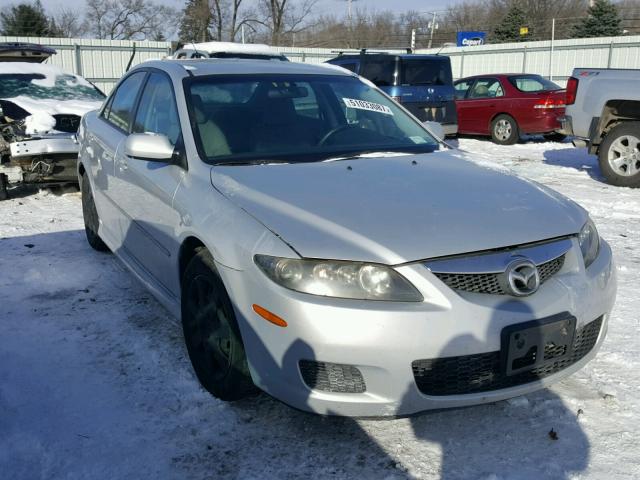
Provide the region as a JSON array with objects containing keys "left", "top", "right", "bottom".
[
  {"left": 360, "top": 59, "right": 396, "bottom": 87},
  {"left": 339, "top": 62, "right": 358, "bottom": 73},
  {"left": 400, "top": 58, "right": 452, "bottom": 86}
]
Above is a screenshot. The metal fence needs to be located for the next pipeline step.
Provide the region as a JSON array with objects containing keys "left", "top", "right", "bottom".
[{"left": 3, "top": 34, "right": 640, "bottom": 92}]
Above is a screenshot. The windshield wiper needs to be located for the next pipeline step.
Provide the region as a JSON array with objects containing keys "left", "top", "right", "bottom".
[
  {"left": 214, "top": 158, "right": 292, "bottom": 166},
  {"left": 320, "top": 150, "right": 415, "bottom": 162}
]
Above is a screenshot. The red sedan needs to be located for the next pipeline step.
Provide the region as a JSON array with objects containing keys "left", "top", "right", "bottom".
[{"left": 454, "top": 74, "right": 566, "bottom": 144}]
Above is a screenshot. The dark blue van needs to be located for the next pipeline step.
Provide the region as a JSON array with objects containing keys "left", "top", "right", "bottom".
[{"left": 326, "top": 52, "right": 458, "bottom": 136}]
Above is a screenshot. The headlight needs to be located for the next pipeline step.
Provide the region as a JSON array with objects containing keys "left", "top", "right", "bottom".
[
  {"left": 254, "top": 255, "right": 423, "bottom": 302},
  {"left": 578, "top": 218, "right": 600, "bottom": 268}
]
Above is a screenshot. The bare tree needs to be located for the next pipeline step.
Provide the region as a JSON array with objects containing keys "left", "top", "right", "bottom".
[
  {"left": 85, "top": 0, "right": 177, "bottom": 40},
  {"left": 256, "top": 0, "right": 318, "bottom": 45},
  {"left": 53, "top": 7, "right": 88, "bottom": 38}
]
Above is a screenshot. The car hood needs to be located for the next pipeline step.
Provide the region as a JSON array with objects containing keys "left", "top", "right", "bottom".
[{"left": 210, "top": 150, "right": 587, "bottom": 264}]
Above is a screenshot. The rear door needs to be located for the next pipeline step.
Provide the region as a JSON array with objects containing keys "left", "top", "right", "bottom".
[
  {"left": 110, "top": 70, "right": 185, "bottom": 297},
  {"left": 455, "top": 77, "right": 506, "bottom": 134},
  {"left": 397, "top": 57, "right": 456, "bottom": 124}
]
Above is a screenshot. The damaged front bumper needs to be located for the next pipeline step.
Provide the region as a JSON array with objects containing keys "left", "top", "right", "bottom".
[{"left": 1, "top": 133, "right": 80, "bottom": 185}]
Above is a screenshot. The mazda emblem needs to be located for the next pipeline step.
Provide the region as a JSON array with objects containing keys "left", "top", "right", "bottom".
[{"left": 506, "top": 258, "right": 540, "bottom": 297}]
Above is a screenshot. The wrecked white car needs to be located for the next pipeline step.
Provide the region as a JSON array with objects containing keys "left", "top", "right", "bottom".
[{"left": 0, "top": 61, "right": 105, "bottom": 199}]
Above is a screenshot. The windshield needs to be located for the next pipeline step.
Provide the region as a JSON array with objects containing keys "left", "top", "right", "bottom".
[
  {"left": 400, "top": 58, "right": 452, "bottom": 86},
  {"left": 508, "top": 75, "right": 561, "bottom": 93},
  {"left": 0, "top": 73, "right": 105, "bottom": 101},
  {"left": 186, "top": 74, "right": 439, "bottom": 165}
]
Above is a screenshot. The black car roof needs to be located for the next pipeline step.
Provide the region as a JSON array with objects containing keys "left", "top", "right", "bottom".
[{"left": 0, "top": 42, "right": 56, "bottom": 63}]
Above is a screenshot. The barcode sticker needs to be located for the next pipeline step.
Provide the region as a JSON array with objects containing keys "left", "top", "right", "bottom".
[{"left": 343, "top": 98, "right": 394, "bottom": 116}]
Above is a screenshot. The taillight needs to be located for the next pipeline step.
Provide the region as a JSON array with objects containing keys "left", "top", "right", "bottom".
[
  {"left": 566, "top": 77, "right": 579, "bottom": 105},
  {"left": 534, "top": 97, "right": 566, "bottom": 109}
]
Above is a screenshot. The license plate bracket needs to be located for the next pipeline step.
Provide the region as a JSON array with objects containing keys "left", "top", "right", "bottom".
[{"left": 501, "top": 313, "right": 576, "bottom": 377}]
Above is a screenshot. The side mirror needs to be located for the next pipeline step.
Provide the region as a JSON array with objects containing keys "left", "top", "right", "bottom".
[
  {"left": 423, "top": 121, "right": 445, "bottom": 140},
  {"left": 124, "top": 133, "right": 175, "bottom": 162}
]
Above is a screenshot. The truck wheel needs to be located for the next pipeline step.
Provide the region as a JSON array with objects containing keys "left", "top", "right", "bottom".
[
  {"left": 81, "top": 173, "right": 110, "bottom": 252},
  {"left": 491, "top": 115, "right": 519, "bottom": 145},
  {"left": 181, "top": 249, "right": 256, "bottom": 401},
  {"left": 599, "top": 122, "right": 640, "bottom": 188},
  {"left": 0, "top": 174, "right": 8, "bottom": 201}
]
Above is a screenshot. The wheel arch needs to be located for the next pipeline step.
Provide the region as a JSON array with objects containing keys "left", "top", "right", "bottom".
[
  {"left": 593, "top": 100, "right": 640, "bottom": 150},
  {"left": 178, "top": 235, "right": 207, "bottom": 288},
  {"left": 489, "top": 111, "right": 518, "bottom": 132}
]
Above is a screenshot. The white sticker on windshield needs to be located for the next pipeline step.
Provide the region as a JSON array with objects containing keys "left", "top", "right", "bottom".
[{"left": 343, "top": 98, "right": 394, "bottom": 116}]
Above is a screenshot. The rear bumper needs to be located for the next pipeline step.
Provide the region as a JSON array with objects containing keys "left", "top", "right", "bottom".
[
  {"left": 557, "top": 115, "right": 574, "bottom": 136},
  {"left": 442, "top": 123, "right": 458, "bottom": 136}
]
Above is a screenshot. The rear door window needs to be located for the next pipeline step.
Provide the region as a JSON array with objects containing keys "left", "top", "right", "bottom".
[
  {"left": 104, "top": 71, "right": 146, "bottom": 131},
  {"left": 400, "top": 59, "right": 452, "bottom": 86},
  {"left": 468, "top": 78, "right": 504, "bottom": 99},
  {"left": 360, "top": 59, "right": 396, "bottom": 87}
]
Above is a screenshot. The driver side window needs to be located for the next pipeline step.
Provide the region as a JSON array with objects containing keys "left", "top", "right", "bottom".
[{"left": 132, "top": 72, "right": 181, "bottom": 146}]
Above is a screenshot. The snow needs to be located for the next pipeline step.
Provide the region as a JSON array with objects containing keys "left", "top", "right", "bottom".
[
  {"left": 1, "top": 138, "right": 639, "bottom": 479},
  {"left": 0, "top": 62, "right": 94, "bottom": 88},
  {"left": 0, "top": 62, "right": 104, "bottom": 134}
]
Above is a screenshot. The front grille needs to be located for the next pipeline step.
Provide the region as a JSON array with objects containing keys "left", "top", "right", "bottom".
[
  {"left": 412, "top": 316, "right": 602, "bottom": 396},
  {"left": 433, "top": 254, "right": 565, "bottom": 295},
  {"left": 299, "top": 360, "right": 366, "bottom": 393},
  {"left": 53, "top": 114, "right": 81, "bottom": 133}
]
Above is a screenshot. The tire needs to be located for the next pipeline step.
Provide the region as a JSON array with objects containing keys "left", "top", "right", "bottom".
[
  {"left": 0, "top": 174, "right": 8, "bottom": 201},
  {"left": 543, "top": 132, "right": 567, "bottom": 143},
  {"left": 491, "top": 114, "right": 519, "bottom": 145},
  {"left": 181, "top": 249, "right": 256, "bottom": 401},
  {"left": 81, "top": 172, "right": 110, "bottom": 252},
  {"left": 598, "top": 122, "right": 640, "bottom": 188}
]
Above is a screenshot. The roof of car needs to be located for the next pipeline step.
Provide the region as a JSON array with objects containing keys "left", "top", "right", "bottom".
[
  {"left": 135, "top": 59, "right": 357, "bottom": 78},
  {"left": 330, "top": 53, "right": 445, "bottom": 61},
  {"left": 180, "top": 41, "right": 275, "bottom": 55},
  {"left": 456, "top": 73, "right": 542, "bottom": 81}
]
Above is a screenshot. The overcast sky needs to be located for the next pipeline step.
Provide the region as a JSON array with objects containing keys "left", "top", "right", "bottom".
[{"left": 37, "top": 0, "right": 459, "bottom": 16}]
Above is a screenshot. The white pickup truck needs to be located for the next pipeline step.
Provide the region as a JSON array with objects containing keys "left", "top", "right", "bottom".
[{"left": 560, "top": 68, "right": 640, "bottom": 188}]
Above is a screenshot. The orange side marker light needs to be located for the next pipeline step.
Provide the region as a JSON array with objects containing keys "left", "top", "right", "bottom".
[{"left": 252, "top": 304, "right": 288, "bottom": 327}]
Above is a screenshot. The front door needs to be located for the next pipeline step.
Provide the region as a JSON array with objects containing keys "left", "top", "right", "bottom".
[{"left": 110, "top": 71, "right": 185, "bottom": 298}]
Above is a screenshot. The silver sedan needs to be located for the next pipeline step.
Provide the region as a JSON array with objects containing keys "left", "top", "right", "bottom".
[{"left": 77, "top": 59, "right": 616, "bottom": 417}]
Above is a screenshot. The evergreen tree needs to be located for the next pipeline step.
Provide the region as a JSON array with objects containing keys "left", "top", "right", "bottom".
[
  {"left": 0, "top": 1, "right": 54, "bottom": 36},
  {"left": 572, "top": 0, "right": 622, "bottom": 38},
  {"left": 179, "top": 0, "right": 214, "bottom": 43},
  {"left": 492, "top": 4, "right": 532, "bottom": 43}
]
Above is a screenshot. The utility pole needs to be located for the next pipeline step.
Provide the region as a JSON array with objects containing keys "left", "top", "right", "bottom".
[
  {"left": 427, "top": 12, "right": 438, "bottom": 49},
  {"left": 549, "top": 18, "right": 555, "bottom": 81},
  {"left": 410, "top": 28, "right": 416, "bottom": 52}
]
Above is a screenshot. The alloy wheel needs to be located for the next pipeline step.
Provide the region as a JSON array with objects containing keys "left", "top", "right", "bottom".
[
  {"left": 494, "top": 119, "right": 512, "bottom": 141},
  {"left": 607, "top": 134, "right": 640, "bottom": 177}
]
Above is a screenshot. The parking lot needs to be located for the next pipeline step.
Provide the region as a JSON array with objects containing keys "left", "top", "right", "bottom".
[{"left": 1, "top": 138, "right": 638, "bottom": 480}]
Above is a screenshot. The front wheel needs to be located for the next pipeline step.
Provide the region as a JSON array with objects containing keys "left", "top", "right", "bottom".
[
  {"left": 181, "top": 249, "right": 256, "bottom": 401},
  {"left": 598, "top": 122, "right": 640, "bottom": 188},
  {"left": 491, "top": 114, "right": 519, "bottom": 145}
]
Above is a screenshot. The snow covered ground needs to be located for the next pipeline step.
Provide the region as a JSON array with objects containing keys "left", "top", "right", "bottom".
[{"left": 1, "top": 138, "right": 638, "bottom": 480}]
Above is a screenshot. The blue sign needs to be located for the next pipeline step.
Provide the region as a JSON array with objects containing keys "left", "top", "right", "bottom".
[{"left": 457, "top": 31, "right": 486, "bottom": 47}]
